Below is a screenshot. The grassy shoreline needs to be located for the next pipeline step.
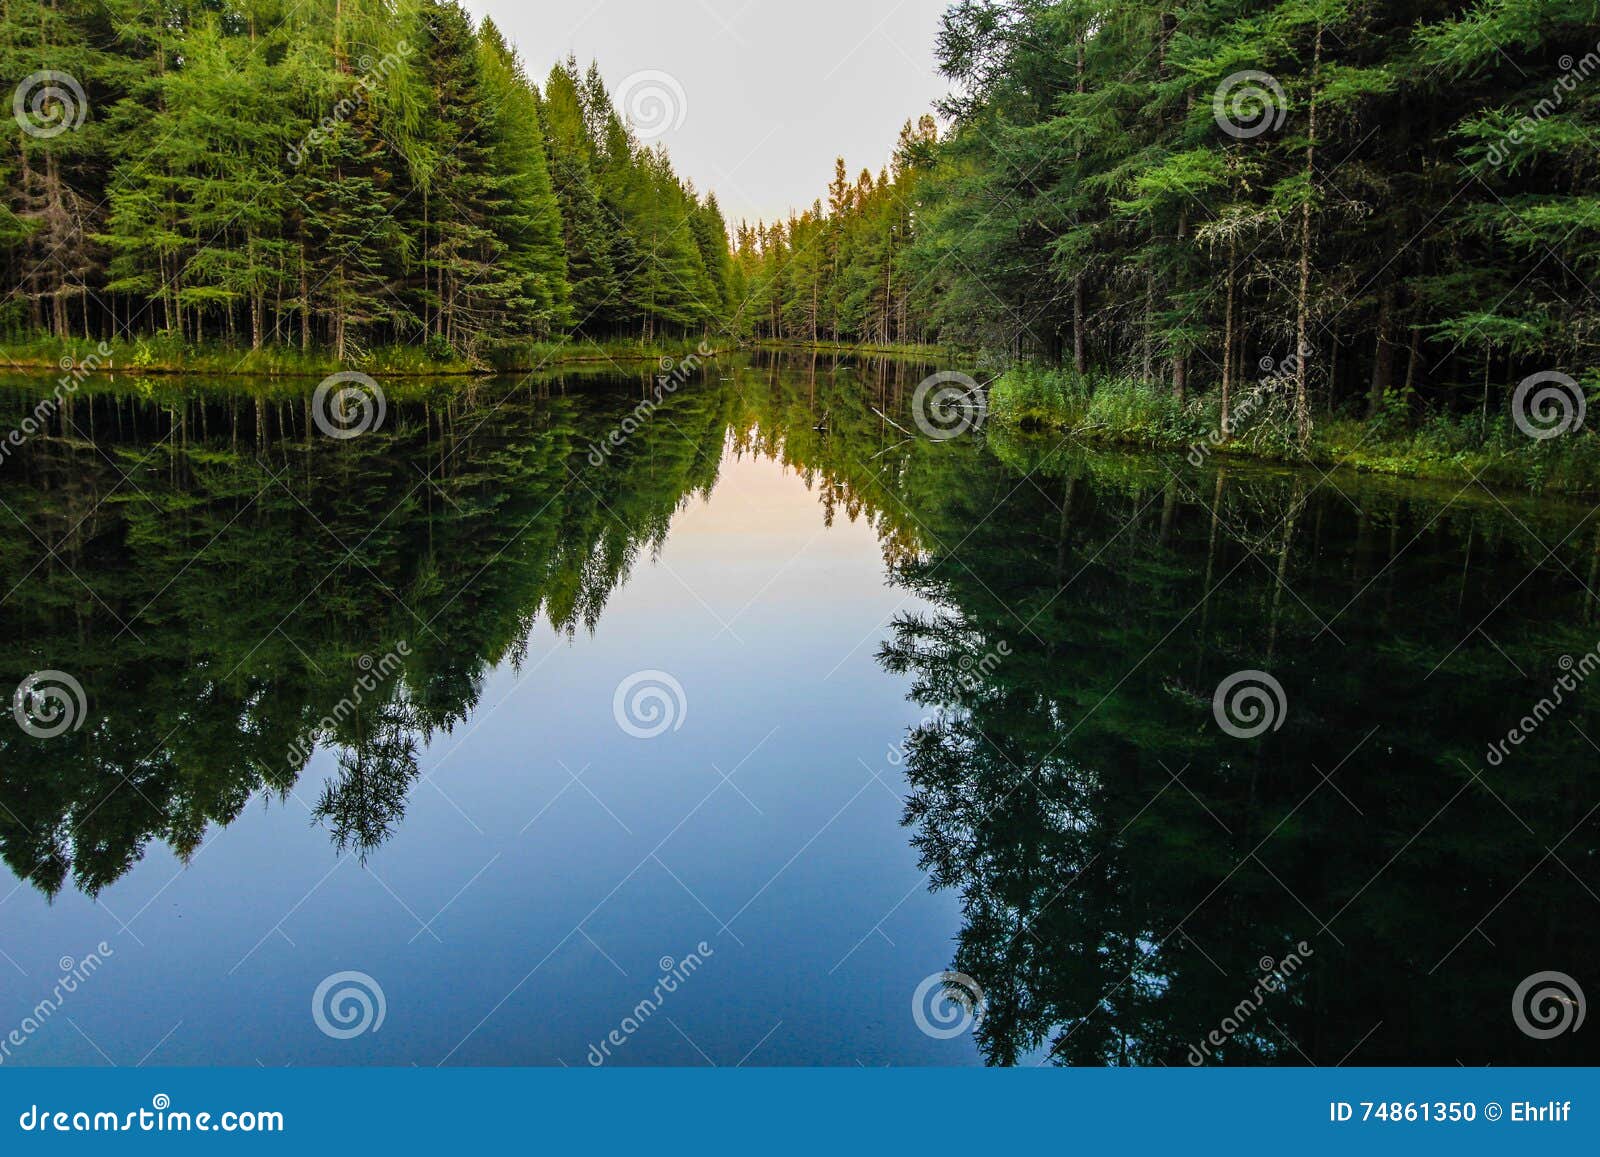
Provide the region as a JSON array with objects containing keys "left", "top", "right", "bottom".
[
  {"left": 990, "top": 365, "right": 1600, "bottom": 496},
  {"left": 0, "top": 334, "right": 729, "bottom": 379},
  {"left": 746, "top": 338, "right": 964, "bottom": 361}
]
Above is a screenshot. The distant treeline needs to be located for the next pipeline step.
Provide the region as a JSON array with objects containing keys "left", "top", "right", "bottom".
[
  {"left": 1, "top": 0, "right": 732, "bottom": 360},
  {"left": 740, "top": 1, "right": 1600, "bottom": 436}
]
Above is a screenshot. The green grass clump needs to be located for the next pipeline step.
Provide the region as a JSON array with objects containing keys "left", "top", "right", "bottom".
[{"left": 989, "top": 363, "right": 1600, "bottom": 495}]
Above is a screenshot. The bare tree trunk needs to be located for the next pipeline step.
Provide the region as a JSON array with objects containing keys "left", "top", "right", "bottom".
[
  {"left": 1221, "top": 238, "right": 1237, "bottom": 437},
  {"left": 1293, "top": 23, "right": 1326, "bottom": 451},
  {"left": 1072, "top": 34, "right": 1087, "bottom": 377},
  {"left": 1368, "top": 283, "right": 1396, "bottom": 417}
]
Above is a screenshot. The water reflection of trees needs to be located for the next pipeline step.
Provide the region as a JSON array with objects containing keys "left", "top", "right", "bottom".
[
  {"left": 0, "top": 364, "right": 735, "bottom": 896},
  {"left": 878, "top": 434, "right": 1600, "bottom": 1065},
  {"left": 0, "top": 352, "right": 943, "bottom": 896},
  {"left": 2, "top": 354, "right": 1595, "bottom": 1069}
]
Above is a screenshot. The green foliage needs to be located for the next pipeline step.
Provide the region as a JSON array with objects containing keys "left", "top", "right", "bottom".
[
  {"left": 756, "top": 0, "right": 1600, "bottom": 455},
  {"left": 2, "top": 0, "right": 731, "bottom": 362},
  {"left": 992, "top": 361, "right": 1600, "bottom": 494},
  {"left": 730, "top": 118, "right": 939, "bottom": 347}
]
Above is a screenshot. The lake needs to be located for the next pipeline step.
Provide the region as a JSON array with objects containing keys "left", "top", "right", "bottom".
[{"left": 0, "top": 351, "right": 1595, "bottom": 1067}]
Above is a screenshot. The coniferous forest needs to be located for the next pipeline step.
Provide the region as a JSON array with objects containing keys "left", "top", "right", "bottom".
[
  {"left": 5, "top": 0, "right": 1600, "bottom": 1086},
  {"left": 5, "top": 0, "right": 1600, "bottom": 482},
  {"left": 736, "top": 1, "right": 1600, "bottom": 483},
  {"left": 1, "top": 0, "right": 731, "bottom": 364}
]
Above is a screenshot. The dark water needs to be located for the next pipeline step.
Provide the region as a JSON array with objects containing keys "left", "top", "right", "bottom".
[{"left": 0, "top": 352, "right": 1596, "bottom": 1067}]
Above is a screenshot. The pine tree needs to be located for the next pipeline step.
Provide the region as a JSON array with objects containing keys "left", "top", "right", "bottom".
[{"left": 478, "top": 19, "right": 570, "bottom": 340}]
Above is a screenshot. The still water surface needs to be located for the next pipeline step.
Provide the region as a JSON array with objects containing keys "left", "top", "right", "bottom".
[{"left": 0, "top": 353, "right": 1595, "bottom": 1066}]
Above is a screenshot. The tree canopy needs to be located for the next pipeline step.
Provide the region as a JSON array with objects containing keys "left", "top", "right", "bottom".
[{"left": 0, "top": 0, "right": 731, "bottom": 359}]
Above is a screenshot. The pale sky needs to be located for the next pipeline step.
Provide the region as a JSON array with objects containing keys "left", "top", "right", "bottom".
[{"left": 463, "top": 0, "right": 953, "bottom": 228}]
